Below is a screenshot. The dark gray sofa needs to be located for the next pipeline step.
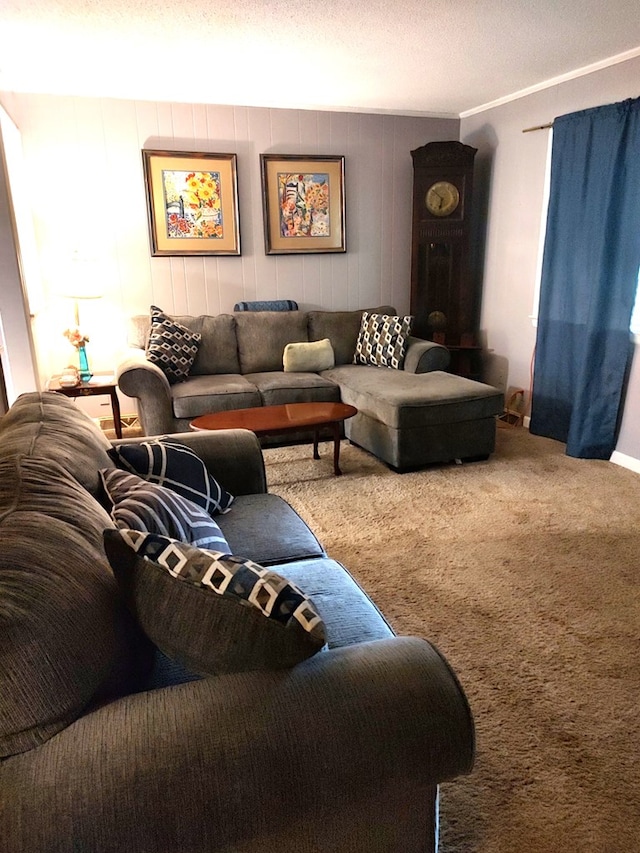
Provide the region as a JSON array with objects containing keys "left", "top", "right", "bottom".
[
  {"left": 117, "top": 306, "right": 504, "bottom": 471},
  {"left": 0, "top": 391, "right": 475, "bottom": 853}
]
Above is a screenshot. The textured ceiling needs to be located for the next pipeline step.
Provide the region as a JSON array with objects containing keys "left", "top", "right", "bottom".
[{"left": 2, "top": 0, "right": 640, "bottom": 116}]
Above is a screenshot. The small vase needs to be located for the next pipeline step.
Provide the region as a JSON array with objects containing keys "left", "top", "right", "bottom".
[{"left": 77, "top": 345, "right": 92, "bottom": 382}]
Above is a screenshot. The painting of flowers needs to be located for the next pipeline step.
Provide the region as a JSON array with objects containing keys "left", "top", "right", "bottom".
[
  {"left": 163, "top": 170, "right": 223, "bottom": 239},
  {"left": 278, "top": 172, "right": 331, "bottom": 238},
  {"left": 261, "top": 155, "right": 345, "bottom": 254},
  {"left": 142, "top": 151, "right": 240, "bottom": 256}
]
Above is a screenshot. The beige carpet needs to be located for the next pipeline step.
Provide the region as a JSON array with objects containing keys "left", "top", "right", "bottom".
[{"left": 262, "top": 427, "right": 640, "bottom": 853}]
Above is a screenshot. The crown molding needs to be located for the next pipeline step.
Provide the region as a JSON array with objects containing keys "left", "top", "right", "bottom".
[{"left": 459, "top": 46, "right": 640, "bottom": 118}]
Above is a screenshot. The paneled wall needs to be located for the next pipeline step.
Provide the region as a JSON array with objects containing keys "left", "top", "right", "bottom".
[{"left": 0, "top": 91, "right": 458, "bottom": 384}]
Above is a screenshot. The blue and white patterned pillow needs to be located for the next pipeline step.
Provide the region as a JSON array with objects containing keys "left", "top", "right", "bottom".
[
  {"left": 109, "top": 438, "right": 234, "bottom": 515},
  {"left": 100, "top": 469, "right": 230, "bottom": 552},
  {"left": 353, "top": 311, "right": 413, "bottom": 369},
  {"left": 146, "top": 305, "right": 201, "bottom": 384},
  {"left": 103, "top": 528, "right": 327, "bottom": 674}
]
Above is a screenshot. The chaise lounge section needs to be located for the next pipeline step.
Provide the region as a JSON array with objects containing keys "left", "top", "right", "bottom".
[{"left": 117, "top": 305, "right": 503, "bottom": 471}]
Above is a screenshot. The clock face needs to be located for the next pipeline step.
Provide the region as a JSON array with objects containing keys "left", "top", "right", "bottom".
[{"left": 425, "top": 181, "right": 460, "bottom": 217}]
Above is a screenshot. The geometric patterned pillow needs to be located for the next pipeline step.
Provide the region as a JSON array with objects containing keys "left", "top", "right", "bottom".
[
  {"left": 353, "top": 311, "right": 413, "bottom": 369},
  {"left": 103, "top": 528, "right": 327, "bottom": 674},
  {"left": 108, "top": 438, "right": 234, "bottom": 515},
  {"left": 99, "top": 469, "right": 230, "bottom": 552},
  {"left": 146, "top": 305, "right": 201, "bottom": 384}
]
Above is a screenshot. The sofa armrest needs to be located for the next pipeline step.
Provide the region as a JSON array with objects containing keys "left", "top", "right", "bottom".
[
  {"left": 404, "top": 336, "right": 450, "bottom": 373},
  {"left": 116, "top": 351, "right": 176, "bottom": 435},
  {"left": 112, "top": 428, "right": 268, "bottom": 496},
  {"left": 1, "top": 637, "right": 474, "bottom": 852}
]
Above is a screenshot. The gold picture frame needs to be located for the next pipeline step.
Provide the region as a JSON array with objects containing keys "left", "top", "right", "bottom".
[
  {"left": 260, "top": 154, "right": 346, "bottom": 254},
  {"left": 142, "top": 149, "right": 240, "bottom": 256}
]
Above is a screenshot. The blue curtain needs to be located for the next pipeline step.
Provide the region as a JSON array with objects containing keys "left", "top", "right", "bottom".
[{"left": 529, "top": 97, "right": 640, "bottom": 459}]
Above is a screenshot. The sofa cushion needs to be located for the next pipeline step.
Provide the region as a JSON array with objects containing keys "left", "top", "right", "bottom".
[
  {"left": 100, "top": 469, "right": 230, "bottom": 551},
  {"left": 0, "top": 391, "right": 114, "bottom": 496},
  {"left": 245, "top": 371, "right": 341, "bottom": 407},
  {"left": 235, "top": 311, "right": 309, "bottom": 373},
  {"left": 103, "top": 529, "right": 327, "bottom": 674},
  {"left": 271, "top": 557, "right": 394, "bottom": 647},
  {"left": 146, "top": 305, "right": 201, "bottom": 383},
  {"left": 127, "top": 313, "right": 152, "bottom": 349},
  {"left": 216, "top": 493, "right": 326, "bottom": 565},
  {"left": 170, "top": 374, "right": 262, "bottom": 419},
  {"left": 307, "top": 306, "right": 396, "bottom": 365},
  {"left": 130, "top": 313, "right": 241, "bottom": 375},
  {"left": 283, "top": 338, "right": 335, "bottom": 372},
  {"left": 0, "top": 456, "right": 132, "bottom": 758},
  {"left": 353, "top": 311, "right": 413, "bottom": 369},
  {"left": 108, "top": 438, "right": 234, "bottom": 515},
  {"left": 187, "top": 314, "right": 241, "bottom": 375},
  {"left": 325, "top": 366, "right": 504, "bottom": 429}
]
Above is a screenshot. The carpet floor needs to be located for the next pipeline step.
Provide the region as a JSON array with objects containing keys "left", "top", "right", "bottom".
[{"left": 262, "top": 427, "right": 640, "bottom": 853}]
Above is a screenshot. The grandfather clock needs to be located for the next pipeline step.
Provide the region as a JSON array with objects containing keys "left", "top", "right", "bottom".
[{"left": 409, "top": 141, "right": 480, "bottom": 378}]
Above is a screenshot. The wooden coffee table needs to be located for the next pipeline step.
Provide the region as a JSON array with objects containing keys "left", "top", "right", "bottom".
[{"left": 190, "top": 401, "right": 357, "bottom": 475}]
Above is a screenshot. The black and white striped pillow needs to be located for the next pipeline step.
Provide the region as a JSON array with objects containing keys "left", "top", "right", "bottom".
[
  {"left": 109, "top": 438, "right": 234, "bottom": 515},
  {"left": 100, "top": 469, "right": 230, "bottom": 552}
]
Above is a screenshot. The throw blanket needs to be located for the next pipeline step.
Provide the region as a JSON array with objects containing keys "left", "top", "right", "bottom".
[{"left": 233, "top": 300, "right": 298, "bottom": 312}]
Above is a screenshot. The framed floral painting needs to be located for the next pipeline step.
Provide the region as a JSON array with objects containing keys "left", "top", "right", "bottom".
[
  {"left": 260, "top": 154, "right": 346, "bottom": 254},
  {"left": 142, "top": 150, "right": 241, "bottom": 256}
]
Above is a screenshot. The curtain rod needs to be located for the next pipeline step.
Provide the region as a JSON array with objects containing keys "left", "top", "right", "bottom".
[{"left": 522, "top": 122, "right": 554, "bottom": 133}]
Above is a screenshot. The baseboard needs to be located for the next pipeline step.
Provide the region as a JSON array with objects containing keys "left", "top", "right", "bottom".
[
  {"left": 98, "top": 414, "right": 139, "bottom": 431},
  {"left": 518, "top": 419, "right": 639, "bottom": 473},
  {"left": 610, "top": 451, "right": 640, "bottom": 474}
]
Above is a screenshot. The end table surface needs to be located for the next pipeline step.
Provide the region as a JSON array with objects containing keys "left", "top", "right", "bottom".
[
  {"left": 190, "top": 402, "right": 357, "bottom": 475},
  {"left": 47, "top": 373, "right": 122, "bottom": 439}
]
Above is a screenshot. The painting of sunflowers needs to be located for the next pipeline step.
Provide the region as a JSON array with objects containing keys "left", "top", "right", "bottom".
[{"left": 143, "top": 150, "right": 240, "bottom": 256}]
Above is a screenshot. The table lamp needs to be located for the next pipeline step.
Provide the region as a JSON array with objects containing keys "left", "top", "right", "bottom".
[{"left": 62, "top": 249, "right": 103, "bottom": 383}]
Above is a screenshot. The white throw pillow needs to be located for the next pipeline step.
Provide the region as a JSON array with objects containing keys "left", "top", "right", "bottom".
[{"left": 283, "top": 338, "right": 335, "bottom": 372}]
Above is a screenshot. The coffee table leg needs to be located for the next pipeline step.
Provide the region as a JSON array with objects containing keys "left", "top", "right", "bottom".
[
  {"left": 313, "top": 429, "right": 320, "bottom": 460},
  {"left": 333, "top": 422, "right": 342, "bottom": 475}
]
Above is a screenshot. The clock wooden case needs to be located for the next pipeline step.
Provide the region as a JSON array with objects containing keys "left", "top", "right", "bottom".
[{"left": 409, "top": 141, "right": 480, "bottom": 377}]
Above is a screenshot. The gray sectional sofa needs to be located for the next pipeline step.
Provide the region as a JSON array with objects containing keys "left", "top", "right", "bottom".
[
  {"left": 117, "top": 306, "right": 504, "bottom": 471},
  {"left": 0, "top": 391, "right": 475, "bottom": 853}
]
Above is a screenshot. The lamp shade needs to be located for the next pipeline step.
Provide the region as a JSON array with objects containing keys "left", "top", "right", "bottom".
[{"left": 61, "top": 251, "right": 104, "bottom": 325}]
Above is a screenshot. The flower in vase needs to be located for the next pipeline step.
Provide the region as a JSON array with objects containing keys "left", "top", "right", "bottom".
[{"left": 64, "top": 327, "right": 89, "bottom": 349}]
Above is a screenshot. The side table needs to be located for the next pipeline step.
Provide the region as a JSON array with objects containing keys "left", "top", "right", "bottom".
[{"left": 47, "top": 373, "right": 123, "bottom": 439}]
